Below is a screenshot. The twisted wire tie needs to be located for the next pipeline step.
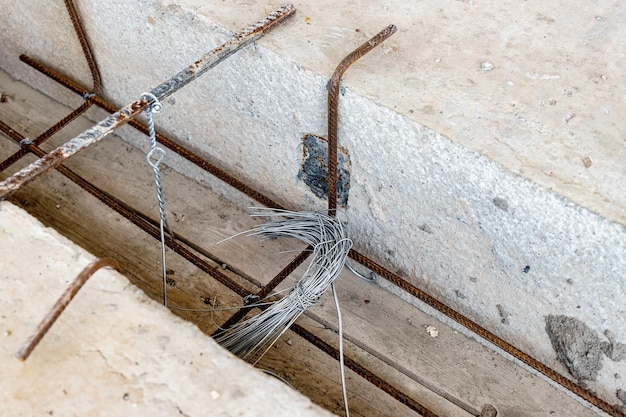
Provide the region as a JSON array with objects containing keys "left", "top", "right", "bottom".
[
  {"left": 141, "top": 92, "right": 172, "bottom": 307},
  {"left": 19, "top": 138, "right": 34, "bottom": 149},
  {"left": 140, "top": 93, "right": 170, "bottom": 232}
]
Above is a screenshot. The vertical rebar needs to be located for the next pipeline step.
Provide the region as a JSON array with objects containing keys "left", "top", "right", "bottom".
[
  {"left": 327, "top": 24, "right": 397, "bottom": 215},
  {"left": 63, "top": 0, "right": 102, "bottom": 95},
  {"left": 16, "top": 258, "right": 121, "bottom": 361}
]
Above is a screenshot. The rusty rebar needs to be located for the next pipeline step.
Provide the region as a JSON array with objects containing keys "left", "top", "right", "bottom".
[
  {"left": 0, "top": 100, "right": 93, "bottom": 173},
  {"left": 64, "top": 0, "right": 102, "bottom": 95},
  {"left": 20, "top": 53, "right": 285, "bottom": 210},
  {"left": 0, "top": 0, "right": 101, "bottom": 174},
  {"left": 346, "top": 251, "right": 625, "bottom": 417},
  {"left": 16, "top": 258, "right": 121, "bottom": 361},
  {"left": 327, "top": 24, "right": 397, "bottom": 214},
  {"left": 0, "top": 4, "right": 295, "bottom": 200}
]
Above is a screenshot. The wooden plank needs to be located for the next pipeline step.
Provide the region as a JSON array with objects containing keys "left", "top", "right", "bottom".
[{"left": 0, "top": 69, "right": 600, "bottom": 416}]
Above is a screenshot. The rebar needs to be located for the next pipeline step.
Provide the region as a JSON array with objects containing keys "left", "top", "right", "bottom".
[
  {"left": 327, "top": 24, "right": 397, "bottom": 214},
  {"left": 63, "top": 0, "right": 102, "bottom": 95},
  {"left": 0, "top": 100, "right": 93, "bottom": 172},
  {"left": 16, "top": 258, "right": 121, "bottom": 361},
  {"left": 0, "top": 4, "right": 295, "bottom": 200}
]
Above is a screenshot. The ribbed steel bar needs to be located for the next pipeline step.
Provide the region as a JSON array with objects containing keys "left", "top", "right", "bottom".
[
  {"left": 346, "top": 251, "right": 624, "bottom": 417},
  {"left": 327, "top": 24, "right": 397, "bottom": 214},
  {"left": 0, "top": 4, "right": 295, "bottom": 200},
  {"left": 0, "top": 0, "right": 101, "bottom": 173},
  {"left": 63, "top": 0, "right": 102, "bottom": 95},
  {"left": 0, "top": 100, "right": 93, "bottom": 173},
  {"left": 16, "top": 258, "right": 121, "bottom": 361},
  {"left": 19, "top": 53, "right": 286, "bottom": 209}
]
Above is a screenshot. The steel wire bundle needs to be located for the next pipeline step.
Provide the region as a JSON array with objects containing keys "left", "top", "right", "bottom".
[{"left": 215, "top": 208, "right": 353, "bottom": 364}]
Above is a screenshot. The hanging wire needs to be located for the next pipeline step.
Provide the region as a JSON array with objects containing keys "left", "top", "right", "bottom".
[
  {"left": 214, "top": 208, "right": 353, "bottom": 415},
  {"left": 332, "top": 282, "right": 350, "bottom": 417},
  {"left": 141, "top": 92, "right": 172, "bottom": 307}
]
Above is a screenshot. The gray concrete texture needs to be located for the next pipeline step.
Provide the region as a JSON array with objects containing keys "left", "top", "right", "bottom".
[
  {"left": 0, "top": 202, "right": 333, "bottom": 417},
  {"left": 1, "top": 0, "right": 625, "bottom": 408}
]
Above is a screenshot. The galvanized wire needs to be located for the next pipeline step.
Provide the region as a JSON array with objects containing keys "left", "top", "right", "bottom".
[
  {"left": 215, "top": 209, "right": 353, "bottom": 363},
  {"left": 141, "top": 93, "right": 171, "bottom": 307}
]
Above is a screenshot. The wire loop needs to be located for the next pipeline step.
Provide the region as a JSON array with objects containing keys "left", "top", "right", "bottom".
[
  {"left": 345, "top": 260, "right": 376, "bottom": 283},
  {"left": 19, "top": 138, "right": 33, "bottom": 149},
  {"left": 141, "top": 91, "right": 171, "bottom": 307}
]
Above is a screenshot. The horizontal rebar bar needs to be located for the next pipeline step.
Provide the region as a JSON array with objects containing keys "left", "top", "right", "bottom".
[
  {"left": 0, "top": 4, "right": 295, "bottom": 201},
  {"left": 19, "top": 54, "right": 285, "bottom": 210},
  {"left": 16, "top": 258, "right": 121, "bottom": 361},
  {"left": 0, "top": 100, "right": 94, "bottom": 173}
]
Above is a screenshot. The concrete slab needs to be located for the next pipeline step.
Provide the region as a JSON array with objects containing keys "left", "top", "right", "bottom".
[{"left": 0, "top": 201, "right": 333, "bottom": 417}]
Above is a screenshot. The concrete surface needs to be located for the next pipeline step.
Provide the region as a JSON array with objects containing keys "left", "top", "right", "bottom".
[
  {"left": 1, "top": 0, "right": 625, "bottom": 409},
  {"left": 0, "top": 201, "right": 334, "bottom": 417}
]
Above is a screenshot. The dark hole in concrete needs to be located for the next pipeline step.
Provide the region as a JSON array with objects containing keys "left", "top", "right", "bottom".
[
  {"left": 299, "top": 134, "right": 350, "bottom": 206},
  {"left": 492, "top": 196, "right": 509, "bottom": 212}
]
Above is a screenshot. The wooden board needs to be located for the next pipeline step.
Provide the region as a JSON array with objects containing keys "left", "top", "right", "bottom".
[{"left": 0, "top": 69, "right": 601, "bottom": 417}]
